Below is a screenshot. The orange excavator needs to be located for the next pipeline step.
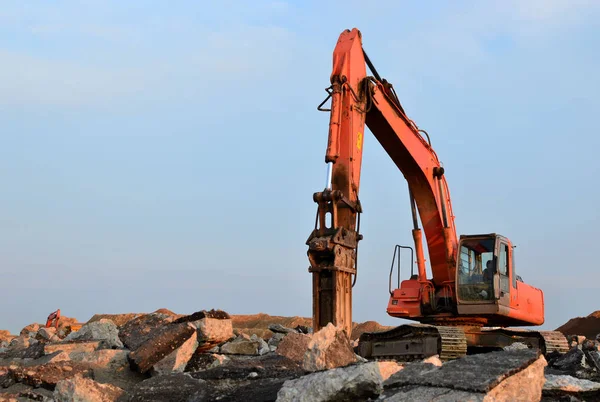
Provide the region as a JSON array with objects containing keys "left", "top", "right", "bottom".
[{"left": 306, "top": 28, "right": 568, "bottom": 360}]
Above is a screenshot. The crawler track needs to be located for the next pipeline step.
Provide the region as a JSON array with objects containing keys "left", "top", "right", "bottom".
[
  {"left": 357, "top": 323, "right": 467, "bottom": 362},
  {"left": 357, "top": 325, "right": 569, "bottom": 362}
]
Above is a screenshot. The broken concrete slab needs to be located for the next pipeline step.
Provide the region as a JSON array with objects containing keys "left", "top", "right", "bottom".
[
  {"left": 54, "top": 376, "right": 125, "bottom": 402},
  {"left": 118, "top": 308, "right": 179, "bottom": 351},
  {"left": 128, "top": 322, "right": 197, "bottom": 374},
  {"left": 151, "top": 330, "right": 199, "bottom": 375},
  {"left": 382, "top": 349, "right": 547, "bottom": 402}
]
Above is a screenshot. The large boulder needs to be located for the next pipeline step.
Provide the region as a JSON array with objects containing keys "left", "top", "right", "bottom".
[
  {"left": 64, "top": 319, "right": 123, "bottom": 349},
  {"left": 382, "top": 349, "right": 547, "bottom": 401},
  {"left": 302, "top": 323, "right": 358, "bottom": 372},
  {"left": 118, "top": 308, "right": 180, "bottom": 351},
  {"left": 151, "top": 329, "right": 199, "bottom": 375},
  {"left": 128, "top": 322, "right": 197, "bottom": 374},
  {"left": 277, "top": 361, "right": 403, "bottom": 402}
]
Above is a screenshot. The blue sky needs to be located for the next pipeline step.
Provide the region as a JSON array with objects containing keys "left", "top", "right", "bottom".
[{"left": 1, "top": 1, "right": 599, "bottom": 334}]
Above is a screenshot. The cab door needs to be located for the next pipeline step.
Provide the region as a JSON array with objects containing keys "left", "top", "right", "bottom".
[{"left": 495, "top": 239, "right": 511, "bottom": 307}]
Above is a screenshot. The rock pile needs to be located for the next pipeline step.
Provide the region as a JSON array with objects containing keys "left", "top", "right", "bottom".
[
  {"left": 2, "top": 309, "right": 600, "bottom": 401},
  {"left": 556, "top": 310, "right": 600, "bottom": 341}
]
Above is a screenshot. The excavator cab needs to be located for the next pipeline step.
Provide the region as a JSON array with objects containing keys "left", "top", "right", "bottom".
[{"left": 455, "top": 233, "right": 544, "bottom": 327}]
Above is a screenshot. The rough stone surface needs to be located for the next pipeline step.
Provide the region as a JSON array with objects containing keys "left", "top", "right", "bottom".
[
  {"left": 86, "top": 313, "right": 143, "bottom": 328},
  {"left": 64, "top": 319, "right": 124, "bottom": 349},
  {"left": 376, "top": 361, "right": 404, "bottom": 381},
  {"left": 128, "top": 322, "right": 197, "bottom": 373},
  {"left": 268, "top": 333, "right": 286, "bottom": 349},
  {"left": 19, "top": 323, "right": 42, "bottom": 337},
  {"left": 276, "top": 361, "right": 385, "bottom": 402},
  {"left": 302, "top": 323, "right": 357, "bottom": 372},
  {"left": 382, "top": 386, "right": 486, "bottom": 401},
  {"left": 0, "top": 342, "right": 45, "bottom": 359},
  {"left": 269, "top": 324, "right": 298, "bottom": 335},
  {"left": 194, "top": 317, "right": 234, "bottom": 346},
  {"left": 1, "top": 384, "right": 55, "bottom": 401},
  {"left": 172, "top": 309, "right": 231, "bottom": 323},
  {"left": 70, "top": 349, "right": 129, "bottom": 368},
  {"left": 36, "top": 327, "right": 57, "bottom": 341},
  {"left": 0, "top": 330, "right": 15, "bottom": 344},
  {"left": 185, "top": 353, "right": 230, "bottom": 372},
  {"left": 118, "top": 308, "right": 180, "bottom": 351},
  {"left": 350, "top": 321, "right": 395, "bottom": 341},
  {"left": 123, "top": 373, "right": 212, "bottom": 402},
  {"left": 543, "top": 374, "right": 600, "bottom": 399},
  {"left": 504, "top": 342, "right": 530, "bottom": 351},
  {"left": 190, "top": 353, "right": 305, "bottom": 382},
  {"left": 151, "top": 330, "right": 199, "bottom": 375},
  {"left": 385, "top": 349, "right": 542, "bottom": 392},
  {"left": 54, "top": 376, "right": 125, "bottom": 402},
  {"left": 422, "top": 355, "right": 443, "bottom": 367},
  {"left": 8, "top": 361, "right": 94, "bottom": 390},
  {"left": 483, "top": 355, "right": 547, "bottom": 401},
  {"left": 44, "top": 340, "right": 101, "bottom": 356},
  {"left": 220, "top": 333, "right": 269, "bottom": 356},
  {"left": 382, "top": 349, "right": 547, "bottom": 402},
  {"left": 276, "top": 333, "right": 312, "bottom": 363}
]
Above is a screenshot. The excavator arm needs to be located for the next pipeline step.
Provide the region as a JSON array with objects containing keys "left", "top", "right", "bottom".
[{"left": 307, "top": 28, "right": 459, "bottom": 336}]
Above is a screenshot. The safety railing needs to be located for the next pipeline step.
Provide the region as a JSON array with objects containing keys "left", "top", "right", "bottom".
[{"left": 388, "top": 244, "right": 415, "bottom": 295}]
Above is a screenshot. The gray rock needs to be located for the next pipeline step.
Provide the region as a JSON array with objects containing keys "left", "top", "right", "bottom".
[
  {"left": 64, "top": 319, "right": 123, "bottom": 349},
  {"left": 384, "top": 348, "right": 541, "bottom": 393},
  {"left": 276, "top": 361, "right": 384, "bottom": 402},
  {"left": 543, "top": 374, "right": 600, "bottom": 400},
  {"left": 220, "top": 333, "right": 269, "bottom": 356},
  {"left": 504, "top": 342, "right": 530, "bottom": 351},
  {"left": 269, "top": 324, "right": 298, "bottom": 334},
  {"left": 269, "top": 333, "right": 286, "bottom": 349}
]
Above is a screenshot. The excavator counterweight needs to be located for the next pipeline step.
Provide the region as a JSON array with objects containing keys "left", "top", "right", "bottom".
[{"left": 307, "top": 28, "right": 568, "bottom": 361}]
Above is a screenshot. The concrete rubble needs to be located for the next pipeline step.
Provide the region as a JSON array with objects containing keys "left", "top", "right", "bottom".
[{"left": 1, "top": 310, "right": 600, "bottom": 401}]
